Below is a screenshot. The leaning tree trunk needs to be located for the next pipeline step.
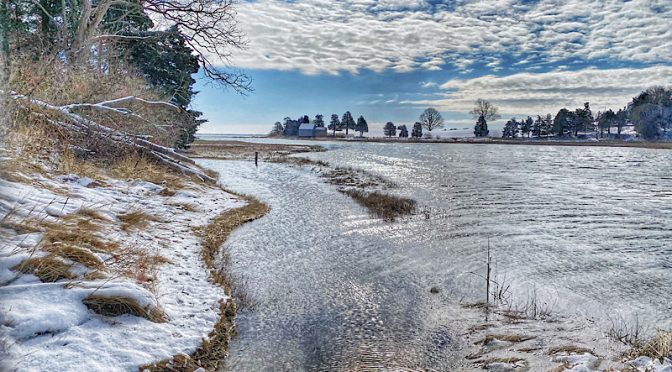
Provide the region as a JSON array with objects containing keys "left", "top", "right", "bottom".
[{"left": 0, "top": 0, "right": 10, "bottom": 84}]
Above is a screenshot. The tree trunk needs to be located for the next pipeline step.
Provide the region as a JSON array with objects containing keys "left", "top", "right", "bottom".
[{"left": 0, "top": 0, "right": 10, "bottom": 84}]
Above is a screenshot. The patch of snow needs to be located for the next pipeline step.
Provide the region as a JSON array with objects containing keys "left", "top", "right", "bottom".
[{"left": 0, "top": 168, "right": 243, "bottom": 371}]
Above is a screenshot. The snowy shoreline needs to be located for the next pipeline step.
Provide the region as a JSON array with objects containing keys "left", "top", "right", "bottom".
[{"left": 0, "top": 166, "right": 246, "bottom": 371}]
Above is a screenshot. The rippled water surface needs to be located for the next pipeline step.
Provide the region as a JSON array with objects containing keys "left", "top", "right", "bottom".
[{"left": 198, "top": 141, "right": 672, "bottom": 371}]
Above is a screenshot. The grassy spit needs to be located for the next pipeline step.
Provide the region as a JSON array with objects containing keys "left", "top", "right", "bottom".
[{"left": 141, "top": 195, "right": 269, "bottom": 371}]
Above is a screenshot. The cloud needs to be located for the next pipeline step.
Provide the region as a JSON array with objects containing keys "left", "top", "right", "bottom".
[
  {"left": 229, "top": 0, "right": 671, "bottom": 75},
  {"left": 399, "top": 65, "right": 672, "bottom": 114},
  {"left": 420, "top": 81, "right": 437, "bottom": 88}
]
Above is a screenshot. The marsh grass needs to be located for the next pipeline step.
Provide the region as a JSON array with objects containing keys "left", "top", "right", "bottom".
[
  {"left": 12, "top": 256, "right": 75, "bottom": 282},
  {"left": 82, "top": 294, "right": 166, "bottom": 323},
  {"left": 43, "top": 243, "right": 104, "bottom": 270},
  {"left": 475, "top": 334, "right": 536, "bottom": 345},
  {"left": 142, "top": 196, "right": 270, "bottom": 372},
  {"left": 623, "top": 330, "right": 672, "bottom": 360},
  {"left": 340, "top": 189, "right": 416, "bottom": 221},
  {"left": 547, "top": 345, "right": 594, "bottom": 355},
  {"left": 117, "top": 211, "right": 160, "bottom": 231}
]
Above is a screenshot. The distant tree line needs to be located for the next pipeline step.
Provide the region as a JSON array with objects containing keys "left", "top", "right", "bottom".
[
  {"left": 500, "top": 86, "right": 672, "bottom": 140},
  {"left": 270, "top": 86, "right": 671, "bottom": 141}
]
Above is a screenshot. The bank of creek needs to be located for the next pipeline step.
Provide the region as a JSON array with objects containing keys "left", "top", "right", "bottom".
[{"left": 195, "top": 138, "right": 672, "bottom": 371}]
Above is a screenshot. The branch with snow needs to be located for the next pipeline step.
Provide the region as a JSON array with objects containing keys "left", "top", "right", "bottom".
[{"left": 11, "top": 93, "right": 216, "bottom": 183}]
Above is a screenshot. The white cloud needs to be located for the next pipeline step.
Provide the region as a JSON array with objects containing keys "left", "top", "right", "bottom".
[
  {"left": 400, "top": 65, "right": 672, "bottom": 114},
  {"left": 420, "top": 81, "right": 437, "bottom": 88},
  {"left": 229, "top": 0, "right": 671, "bottom": 75}
]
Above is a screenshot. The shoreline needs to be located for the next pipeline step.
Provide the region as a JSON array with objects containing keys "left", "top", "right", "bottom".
[{"left": 201, "top": 135, "right": 672, "bottom": 150}]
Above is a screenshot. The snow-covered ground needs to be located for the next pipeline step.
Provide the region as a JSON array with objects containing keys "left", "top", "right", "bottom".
[{"left": 0, "top": 165, "right": 242, "bottom": 371}]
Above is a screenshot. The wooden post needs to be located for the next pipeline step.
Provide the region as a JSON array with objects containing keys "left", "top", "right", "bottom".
[
  {"left": 486, "top": 237, "right": 491, "bottom": 320},
  {"left": 254, "top": 151, "right": 258, "bottom": 167}
]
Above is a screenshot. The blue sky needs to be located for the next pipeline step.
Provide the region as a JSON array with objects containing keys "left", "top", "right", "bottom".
[{"left": 193, "top": 0, "right": 672, "bottom": 135}]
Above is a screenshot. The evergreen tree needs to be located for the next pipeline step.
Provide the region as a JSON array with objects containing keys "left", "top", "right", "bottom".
[
  {"left": 502, "top": 118, "right": 519, "bottom": 138},
  {"left": 532, "top": 115, "right": 542, "bottom": 137},
  {"left": 411, "top": 122, "right": 423, "bottom": 138},
  {"left": 301, "top": 115, "right": 310, "bottom": 124},
  {"left": 313, "top": 114, "right": 325, "bottom": 127},
  {"left": 615, "top": 108, "right": 627, "bottom": 139},
  {"left": 521, "top": 116, "right": 532, "bottom": 138},
  {"left": 328, "top": 114, "right": 341, "bottom": 136},
  {"left": 474, "top": 115, "right": 489, "bottom": 137},
  {"left": 355, "top": 115, "right": 368, "bottom": 137},
  {"left": 597, "top": 109, "right": 616, "bottom": 138},
  {"left": 575, "top": 102, "right": 594, "bottom": 136},
  {"left": 553, "top": 109, "right": 574, "bottom": 137},
  {"left": 398, "top": 125, "right": 409, "bottom": 138},
  {"left": 270, "top": 121, "right": 284, "bottom": 136},
  {"left": 384, "top": 122, "right": 397, "bottom": 137},
  {"left": 341, "top": 111, "right": 355, "bottom": 135}
]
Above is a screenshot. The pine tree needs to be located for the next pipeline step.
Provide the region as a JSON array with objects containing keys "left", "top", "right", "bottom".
[
  {"left": 355, "top": 115, "right": 368, "bottom": 137},
  {"left": 328, "top": 114, "right": 341, "bottom": 136},
  {"left": 521, "top": 116, "right": 532, "bottom": 138},
  {"left": 502, "top": 118, "right": 519, "bottom": 138},
  {"left": 398, "top": 125, "right": 409, "bottom": 138},
  {"left": 474, "top": 115, "right": 489, "bottom": 137},
  {"left": 341, "top": 111, "right": 355, "bottom": 135},
  {"left": 384, "top": 122, "right": 397, "bottom": 137},
  {"left": 270, "top": 121, "right": 284, "bottom": 136},
  {"left": 411, "top": 122, "right": 423, "bottom": 138},
  {"left": 313, "top": 114, "right": 325, "bottom": 127}
]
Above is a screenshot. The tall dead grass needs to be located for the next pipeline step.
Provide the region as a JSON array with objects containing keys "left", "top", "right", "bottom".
[{"left": 340, "top": 189, "right": 416, "bottom": 221}]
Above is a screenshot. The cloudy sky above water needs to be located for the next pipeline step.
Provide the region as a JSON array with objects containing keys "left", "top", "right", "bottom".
[{"left": 194, "top": 0, "right": 672, "bottom": 134}]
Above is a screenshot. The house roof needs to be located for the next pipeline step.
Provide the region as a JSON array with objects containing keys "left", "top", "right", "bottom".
[{"left": 299, "top": 123, "right": 315, "bottom": 130}]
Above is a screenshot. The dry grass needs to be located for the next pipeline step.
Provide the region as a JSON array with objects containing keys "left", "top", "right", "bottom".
[
  {"left": 475, "top": 334, "right": 536, "bottom": 345},
  {"left": 77, "top": 208, "right": 109, "bottom": 221},
  {"left": 624, "top": 330, "right": 672, "bottom": 360},
  {"left": 12, "top": 256, "right": 75, "bottom": 282},
  {"left": 110, "top": 154, "right": 186, "bottom": 188},
  {"left": 340, "top": 189, "right": 416, "bottom": 221},
  {"left": 547, "top": 345, "right": 594, "bottom": 355},
  {"left": 43, "top": 227, "right": 118, "bottom": 253},
  {"left": 43, "top": 243, "right": 104, "bottom": 270},
  {"left": 170, "top": 202, "right": 199, "bottom": 212},
  {"left": 117, "top": 211, "right": 159, "bottom": 231},
  {"left": 268, "top": 156, "right": 329, "bottom": 167},
  {"left": 82, "top": 294, "right": 166, "bottom": 323},
  {"left": 0, "top": 220, "right": 43, "bottom": 234},
  {"left": 58, "top": 150, "right": 102, "bottom": 179}
]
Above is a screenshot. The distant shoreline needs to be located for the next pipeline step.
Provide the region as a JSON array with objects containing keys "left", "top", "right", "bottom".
[{"left": 201, "top": 135, "right": 672, "bottom": 150}]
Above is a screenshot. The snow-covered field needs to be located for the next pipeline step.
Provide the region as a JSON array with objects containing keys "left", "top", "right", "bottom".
[{"left": 0, "top": 165, "right": 242, "bottom": 371}]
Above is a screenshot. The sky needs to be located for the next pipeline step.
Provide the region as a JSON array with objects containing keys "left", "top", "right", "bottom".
[{"left": 193, "top": 0, "right": 672, "bottom": 135}]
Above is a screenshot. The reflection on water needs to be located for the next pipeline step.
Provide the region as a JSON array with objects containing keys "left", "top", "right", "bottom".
[{"left": 198, "top": 142, "right": 672, "bottom": 371}]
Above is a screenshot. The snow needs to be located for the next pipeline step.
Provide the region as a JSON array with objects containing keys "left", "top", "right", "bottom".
[{"left": 0, "top": 168, "right": 243, "bottom": 371}]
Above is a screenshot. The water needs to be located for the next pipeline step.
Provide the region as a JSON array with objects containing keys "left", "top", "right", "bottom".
[{"left": 197, "top": 141, "right": 672, "bottom": 370}]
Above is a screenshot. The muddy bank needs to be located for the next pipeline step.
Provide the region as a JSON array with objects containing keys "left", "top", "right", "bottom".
[{"left": 186, "top": 140, "right": 325, "bottom": 160}]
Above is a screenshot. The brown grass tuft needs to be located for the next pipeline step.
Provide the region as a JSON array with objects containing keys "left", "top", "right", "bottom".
[
  {"left": 340, "top": 189, "right": 416, "bottom": 221},
  {"left": 0, "top": 221, "right": 43, "bottom": 234},
  {"left": 547, "top": 345, "right": 594, "bottom": 356},
  {"left": 82, "top": 294, "right": 166, "bottom": 323},
  {"left": 43, "top": 228, "right": 118, "bottom": 253},
  {"left": 77, "top": 208, "right": 109, "bottom": 221},
  {"left": 13, "top": 256, "right": 75, "bottom": 282},
  {"left": 475, "top": 334, "right": 536, "bottom": 345},
  {"left": 624, "top": 330, "right": 672, "bottom": 360},
  {"left": 43, "top": 243, "right": 104, "bottom": 270},
  {"left": 117, "top": 211, "right": 159, "bottom": 231}
]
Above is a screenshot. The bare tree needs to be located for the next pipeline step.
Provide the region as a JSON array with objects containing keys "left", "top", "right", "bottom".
[
  {"left": 12, "top": 0, "right": 250, "bottom": 93},
  {"left": 470, "top": 99, "right": 501, "bottom": 121},
  {"left": 419, "top": 108, "right": 444, "bottom": 132}
]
